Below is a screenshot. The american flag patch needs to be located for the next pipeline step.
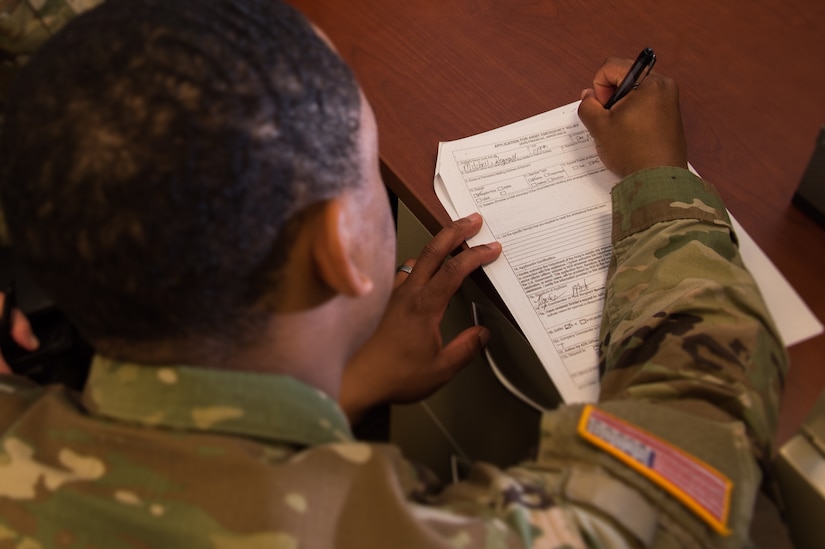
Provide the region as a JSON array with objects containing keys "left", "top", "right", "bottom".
[{"left": 577, "top": 405, "right": 732, "bottom": 535}]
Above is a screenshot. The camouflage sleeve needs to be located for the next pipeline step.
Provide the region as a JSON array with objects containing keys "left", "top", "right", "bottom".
[
  {"left": 487, "top": 168, "right": 788, "bottom": 546},
  {"left": 597, "top": 166, "right": 788, "bottom": 465}
]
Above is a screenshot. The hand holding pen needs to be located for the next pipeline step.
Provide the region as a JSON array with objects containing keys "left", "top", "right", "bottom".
[
  {"left": 577, "top": 53, "right": 688, "bottom": 178},
  {"left": 603, "top": 48, "right": 656, "bottom": 109}
]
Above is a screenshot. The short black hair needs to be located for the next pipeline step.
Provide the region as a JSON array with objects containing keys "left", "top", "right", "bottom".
[{"left": 0, "top": 0, "right": 362, "bottom": 350}]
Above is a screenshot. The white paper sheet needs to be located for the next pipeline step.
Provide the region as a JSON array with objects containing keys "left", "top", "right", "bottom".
[{"left": 435, "top": 101, "right": 823, "bottom": 403}]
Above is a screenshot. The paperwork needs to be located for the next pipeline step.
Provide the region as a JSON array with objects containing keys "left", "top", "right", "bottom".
[{"left": 435, "top": 101, "right": 823, "bottom": 403}]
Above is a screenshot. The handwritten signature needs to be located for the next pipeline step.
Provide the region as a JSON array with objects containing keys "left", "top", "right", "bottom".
[
  {"left": 572, "top": 278, "right": 592, "bottom": 298},
  {"left": 533, "top": 291, "right": 565, "bottom": 311}
]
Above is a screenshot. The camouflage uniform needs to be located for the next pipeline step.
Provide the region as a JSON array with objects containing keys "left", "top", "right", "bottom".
[{"left": 0, "top": 168, "right": 786, "bottom": 547}]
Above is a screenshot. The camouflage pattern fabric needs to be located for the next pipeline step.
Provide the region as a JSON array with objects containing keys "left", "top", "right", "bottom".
[
  {"left": 0, "top": 167, "right": 787, "bottom": 547},
  {"left": 599, "top": 167, "right": 787, "bottom": 466}
]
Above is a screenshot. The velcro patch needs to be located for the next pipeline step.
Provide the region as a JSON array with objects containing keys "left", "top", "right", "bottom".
[{"left": 577, "top": 405, "right": 731, "bottom": 535}]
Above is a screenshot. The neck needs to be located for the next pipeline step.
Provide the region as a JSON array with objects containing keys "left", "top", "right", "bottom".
[
  {"left": 225, "top": 305, "right": 353, "bottom": 400},
  {"left": 94, "top": 302, "right": 357, "bottom": 401}
]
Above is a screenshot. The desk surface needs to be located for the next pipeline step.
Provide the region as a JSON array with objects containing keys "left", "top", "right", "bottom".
[{"left": 290, "top": 0, "right": 825, "bottom": 444}]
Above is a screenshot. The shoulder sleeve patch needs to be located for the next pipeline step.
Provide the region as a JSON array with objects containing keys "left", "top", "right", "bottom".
[{"left": 577, "top": 405, "right": 732, "bottom": 535}]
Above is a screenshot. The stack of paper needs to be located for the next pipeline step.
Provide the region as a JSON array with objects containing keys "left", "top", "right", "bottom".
[{"left": 435, "top": 101, "right": 822, "bottom": 403}]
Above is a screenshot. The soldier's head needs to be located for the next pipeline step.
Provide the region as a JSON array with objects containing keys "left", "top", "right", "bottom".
[{"left": 0, "top": 0, "right": 395, "bottom": 363}]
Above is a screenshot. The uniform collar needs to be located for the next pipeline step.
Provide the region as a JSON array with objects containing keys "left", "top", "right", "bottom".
[{"left": 81, "top": 356, "right": 354, "bottom": 447}]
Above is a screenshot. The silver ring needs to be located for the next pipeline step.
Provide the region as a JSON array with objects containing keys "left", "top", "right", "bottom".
[{"left": 396, "top": 264, "right": 413, "bottom": 275}]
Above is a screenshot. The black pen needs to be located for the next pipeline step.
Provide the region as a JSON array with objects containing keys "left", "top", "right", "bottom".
[{"left": 604, "top": 47, "right": 656, "bottom": 109}]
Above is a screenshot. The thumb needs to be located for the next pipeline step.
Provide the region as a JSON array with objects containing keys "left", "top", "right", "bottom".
[
  {"left": 12, "top": 309, "right": 40, "bottom": 351},
  {"left": 435, "top": 326, "right": 490, "bottom": 376},
  {"left": 577, "top": 88, "right": 608, "bottom": 134}
]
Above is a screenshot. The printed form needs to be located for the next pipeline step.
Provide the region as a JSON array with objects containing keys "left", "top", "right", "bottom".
[
  {"left": 435, "top": 101, "right": 823, "bottom": 404},
  {"left": 436, "top": 102, "right": 616, "bottom": 402}
]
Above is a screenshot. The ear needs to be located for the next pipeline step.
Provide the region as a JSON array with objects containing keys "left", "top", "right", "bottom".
[{"left": 312, "top": 198, "right": 374, "bottom": 298}]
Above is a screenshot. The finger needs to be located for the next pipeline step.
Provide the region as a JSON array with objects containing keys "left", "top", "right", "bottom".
[
  {"left": 577, "top": 88, "right": 609, "bottom": 134},
  {"left": 435, "top": 326, "right": 491, "bottom": 376},
  {"left": 424, "top": 241, "right": 502, "bottom": 307},
  {"left": 410, "top": 213, "right": 485, "bottom": 281},
  {"left": 394, "top": 259, "right": 416, "bottom": 289},
  {"left": 592, "top": 58, "right": 634, "bottom": 105},
  {"left": 11, "top": 309, "right": 39, "bottom": 351},
  {"left": 635, "top": 72, "right": 679, "bottom": 104}
]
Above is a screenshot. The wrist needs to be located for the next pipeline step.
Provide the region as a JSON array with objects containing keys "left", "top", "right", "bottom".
[
  {"left": 340, "top": 349, "right": 388, "bottom": 425},
  {"left": 616, "top": 165, "right": 696, "bottom": 186},
  {"left": 611, "top": 167, "right": 730, "bottom": 243}
]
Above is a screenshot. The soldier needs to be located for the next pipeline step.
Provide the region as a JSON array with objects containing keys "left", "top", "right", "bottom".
[{"left": 0, "top": 0, "right": 785, "bottom": 547}]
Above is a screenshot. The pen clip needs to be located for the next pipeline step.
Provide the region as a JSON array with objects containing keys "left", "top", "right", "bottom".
[{"left": 632, "top": 52, "right": 657, "bottom": 89}]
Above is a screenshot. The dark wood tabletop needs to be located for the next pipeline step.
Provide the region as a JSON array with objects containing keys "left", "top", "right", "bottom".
[{"left": 290, "top": 0, "right": 825, "bottom": 445}]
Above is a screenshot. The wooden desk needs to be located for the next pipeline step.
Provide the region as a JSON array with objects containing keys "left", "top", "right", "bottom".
[{"left": 291, "top": 0, "right": 825, "bottom": 444}]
